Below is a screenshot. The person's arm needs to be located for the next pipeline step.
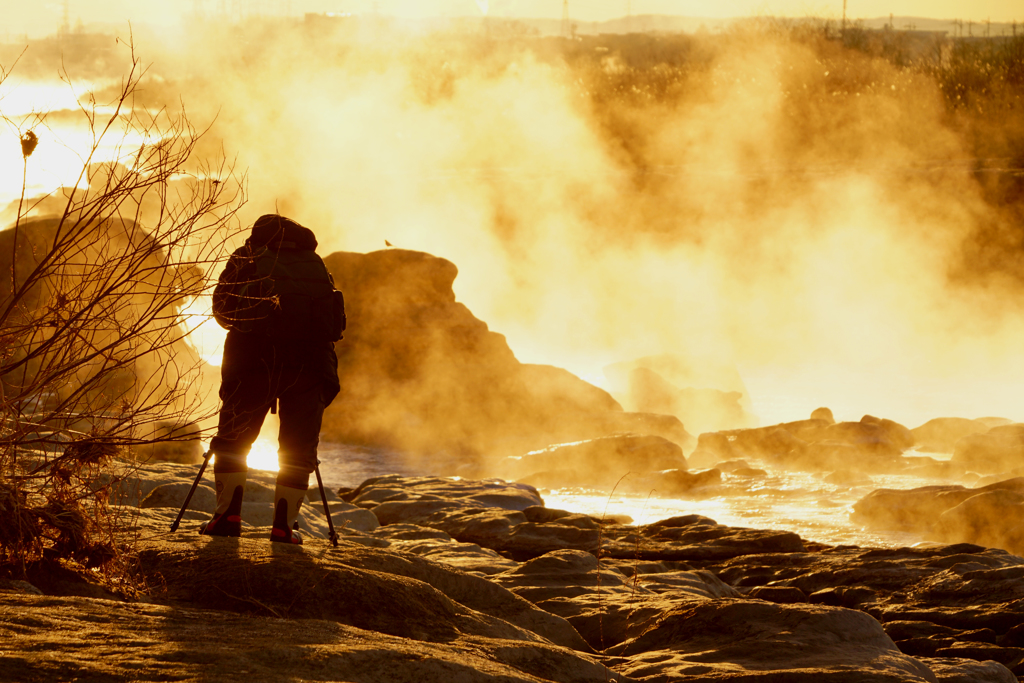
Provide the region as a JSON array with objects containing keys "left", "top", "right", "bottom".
[{"left": 212, "top": 245, "right": 257, "bottom": 330}]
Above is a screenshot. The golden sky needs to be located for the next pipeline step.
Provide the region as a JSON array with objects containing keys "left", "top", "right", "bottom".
[{"left": 5, "top": 0, "right": 1021, "bottom": 38}]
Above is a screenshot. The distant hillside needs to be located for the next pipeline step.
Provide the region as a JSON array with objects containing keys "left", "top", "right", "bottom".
[{"left": 12, "top": 14, "right": 1020, "bottom": 43}]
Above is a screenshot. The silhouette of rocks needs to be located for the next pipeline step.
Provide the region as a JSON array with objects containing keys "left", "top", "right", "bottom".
[{"left": 321, "top": 249, "right": 694, "bottom": 458}]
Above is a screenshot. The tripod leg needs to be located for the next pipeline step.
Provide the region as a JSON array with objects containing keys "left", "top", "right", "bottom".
[
  {"left": 170, "top": 451, "right": 211, "bottom": 533},
  {"left": 314, "top": 460, "right": 338, "bottom": 547}
]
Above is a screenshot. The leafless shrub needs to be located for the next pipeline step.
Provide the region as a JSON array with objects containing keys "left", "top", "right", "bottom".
[{"left": 0, "top": 36, "right": 246, "bottom": 585}]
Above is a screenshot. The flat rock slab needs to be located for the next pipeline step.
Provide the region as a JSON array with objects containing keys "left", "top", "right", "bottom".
[
  {"left": 607, "top": 599, "right": 938, "bottom": 682},
  {"left": 135, "top": 534, "right": 591, "bottom": 653},
  {"left": 0, "top": 593, "right": 629, "bottom": 683}
]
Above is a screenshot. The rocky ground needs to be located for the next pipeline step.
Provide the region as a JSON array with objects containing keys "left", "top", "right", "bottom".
[{"left": 2, "top": 460, "right": 1023, "bottom": 682}]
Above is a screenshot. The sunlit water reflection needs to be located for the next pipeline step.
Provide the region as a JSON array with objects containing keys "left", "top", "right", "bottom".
[{"left": 227, "top": 429, "right": 959, "bottom": 549}]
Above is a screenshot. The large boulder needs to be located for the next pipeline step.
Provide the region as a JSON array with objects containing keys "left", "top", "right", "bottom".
[
  {"left": 852, "top": 478, "right": 1024, "bottom": 549},
  {"left": 321, "top": 249, "right": 691, "bottom": 457},
  {"left": 498, "top": 434, "right": 687, "bottom": 487},
  {"left": 692, "top": 414, "right": 914, "bottom": 474},
  {"left": 912, "top": 417, "right": 994, "bottom": 454},
  {"left": 0, "top": 216, "right": 216, "bottom": 462},
  {"left": 952, "top": 424, "right": 1024, "bottom": 473},
  {"left": 931, "top": 489, "right": 1024, "bottom": 553}
]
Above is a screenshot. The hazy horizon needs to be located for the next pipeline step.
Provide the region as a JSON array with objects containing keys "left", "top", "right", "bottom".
[{"left": 4, "top": 1, "right": 1021, "bottom": 40}]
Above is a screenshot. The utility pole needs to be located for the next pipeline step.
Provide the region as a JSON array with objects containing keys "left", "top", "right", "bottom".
[{"left": 561, "top": 0, "right": 570, "bottom": 38}]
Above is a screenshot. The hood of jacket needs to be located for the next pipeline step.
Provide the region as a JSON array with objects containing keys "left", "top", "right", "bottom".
[{"left": 248, "top": 214, "right": 318, "bottom": 251}]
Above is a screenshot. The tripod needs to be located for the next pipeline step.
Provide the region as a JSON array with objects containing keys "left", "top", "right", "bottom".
[{"left": 170, "top": 452, "right": 340, "bottom": 547}]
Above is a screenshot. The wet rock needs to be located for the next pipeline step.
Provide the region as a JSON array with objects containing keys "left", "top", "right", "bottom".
[
  {"left": 807, "top": 585, "right": 879, "bottom": 608},
  {"left": 606, "top": 599, "right": 937, "bottom": 682},
  {"left": 747, "top": 585, "right": 808, "bottom": 603},
  {"left": 600, "top": 515, "right": 805, "bottom": 563},
  {"left": 688, "top": 431, "right": 738, "bottom": 467},
  {"left": 490, "top": 549, "right": 634, "bottom": 602},
  {"left": 501, "top": 551, "right": 740, "bottom": 651},
  {"left": 646, "top": 468, "right": 722, "bottom": 495},
  {"left": 932, "top": 644, "right": 1024, "bottom": 674},
  {"left": 1000, "top": 623, "right": 1024, "bottom": 648},
  {"left": 21, "top": 460, "right": 1024, "bottom": 683},
  {"left": 345, "top": 475, "right": 599, "bottom": 556},
  {"left": 344, "top": 475, "right": 544, "bottom": 510},
  {"left": 823, "top": 419, "right": 907, "bottom": 456},
  {"left": 861, "top": 414, "right": 916, "bottom": 450},
  {"left": 931, "top": 489, "right": 1024, "bottom": 553},
  {"left": 731, "top": 466, "right": 768, "bottom": 477},
  {"left": 917, "top": 657, "right": 1018, "bottom": 683},
  {"left": 499, "top": 434, "right": 687, "bottom": 487},
  {"left": 852, "top": 478, "right": 1024, "bottom": 544},
  {"left": 521, "top": 506, "right": 591, "bottom": 524},
  {"left": 912, "top": 417, "right": 993, "bottom": 454},
  {"left": 883, "top": 620, "right": 961, "bottom": 641},
  {"left": 952, "top": 424, "right": 1024, "bottom": 473},
  {"left": 732, "top": 424, "right": 810, "bottom": 461}
]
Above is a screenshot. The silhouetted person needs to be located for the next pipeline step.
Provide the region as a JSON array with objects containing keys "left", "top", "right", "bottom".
[{"left": 202, "top": 214, "right": 343, "bottom": 544}]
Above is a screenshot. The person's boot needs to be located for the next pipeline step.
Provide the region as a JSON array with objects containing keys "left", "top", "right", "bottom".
[
  {"left": 200, "top": 470, "right": 247, "bottom": 537},
  {"left": 270, "top": 483, "right": 307, "bottom": 545}
]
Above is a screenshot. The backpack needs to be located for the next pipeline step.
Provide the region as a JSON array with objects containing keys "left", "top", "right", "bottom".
[{"left": 229, "top": 245, "right": 346, "bottom": 342}]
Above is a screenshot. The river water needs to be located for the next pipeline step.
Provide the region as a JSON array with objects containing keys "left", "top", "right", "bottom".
[{"left": 237, "top": 423, "right": 961, "bottom": 550}]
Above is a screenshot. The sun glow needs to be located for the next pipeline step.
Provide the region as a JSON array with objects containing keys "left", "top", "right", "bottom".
[{"left": 206, "top": 415, "right": 282, "bottom": 473}]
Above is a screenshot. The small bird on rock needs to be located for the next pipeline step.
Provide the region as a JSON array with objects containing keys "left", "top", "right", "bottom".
[{"left": 385, "top": 240, "right": 394, "bottom": 247}]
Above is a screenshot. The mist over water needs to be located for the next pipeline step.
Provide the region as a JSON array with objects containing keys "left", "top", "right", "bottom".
[
  {"left": 139, "top": 18, "right": 1023, "bottom": 429},
  {"left": 5, "top": 18, "right": 1024, "bottom": 545}
]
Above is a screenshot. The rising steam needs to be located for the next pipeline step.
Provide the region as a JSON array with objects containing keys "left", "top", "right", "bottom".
[{"left": 11, "top": 19, "right": 1024, "bottom": 429}]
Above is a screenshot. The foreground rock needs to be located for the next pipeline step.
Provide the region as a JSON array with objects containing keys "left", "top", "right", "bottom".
[
  {"left": 0, "top": 587, "right": 621, "bottom": 683},
  {"left": 608, "top": 600, "right": 938, "bottom": 682},
  {"left": 5, "top": 462, "right": 1023, "bottom": 683}
]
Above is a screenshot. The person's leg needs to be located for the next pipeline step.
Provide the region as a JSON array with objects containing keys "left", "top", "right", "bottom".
[
  {"left": 270, "top": 371, "right": 325, "bottom": 544},
  {"left": 203, "top": 366, "right": 274, "bottom": 537}
]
